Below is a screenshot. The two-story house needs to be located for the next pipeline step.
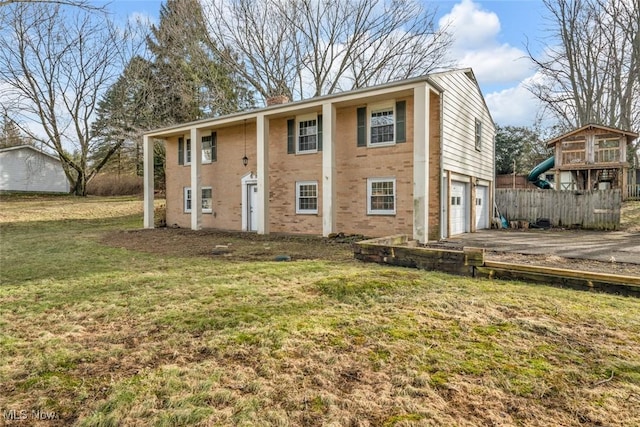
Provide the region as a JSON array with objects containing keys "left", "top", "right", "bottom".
[
  {"left": 141, "top": 69, "right": 496, "bottom": 242},
  {"left": 547, "top": 124, "right": 638, "bottom": 198}
]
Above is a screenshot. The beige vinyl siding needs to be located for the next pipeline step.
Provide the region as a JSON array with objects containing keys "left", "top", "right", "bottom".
[{"left": 430, "top": 71, "right": 495, "bottom": 182}]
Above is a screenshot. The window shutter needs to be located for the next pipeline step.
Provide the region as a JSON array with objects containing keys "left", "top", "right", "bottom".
[
  {"left": 396, "top": 100, "right": 406, "bottom": 143},
  {"left": 178, "top": 137, "right": 184, "bottom": 165},
  {"left": 357, "top": 107, "right": 366, "bottom": 147},
  {"left": 317, "top": 114, "right": 323, "bottom": 151},
  {"left": 287, "top": 119, "right": 295, "bottom": 154},
  {"left": 211, "top": 131, "right": 217, "bottom": 162}
]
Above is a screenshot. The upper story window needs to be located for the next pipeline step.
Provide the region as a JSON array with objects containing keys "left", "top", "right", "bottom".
[
  {"left": 178, "top": 133, "right": 217, "bottom": 165},
  {"left": 202, "top": 133, "right": 217, "bottom": 163},
  {"left": 357, "top": 100, "right": 406, "bottom": 147},
  {"left": 287, "top": 114, "right": 322, "bottom": 154},
  {"left": 298, "top": 118, "right": 317, "bottom": 153},
  {"left": 370, "top": 105, "right": 395, "bottom": 145},
  {"left": 475, "top": 119, "right": 482, "bottom": 151}
]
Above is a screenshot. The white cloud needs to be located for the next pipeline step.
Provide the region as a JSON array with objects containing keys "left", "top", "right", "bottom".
[
  {"left": 439, "top": 0, "right": 531, "bottom": 85},
  {"left": 440, "top": 0, "right": 541, "bottom": 126},
  {"left": 485, "top": 75, "right": 543, "bottom": 127},
  {"left": 459, "top": 44, "right": 532, "bottom": 84},
  {"left": 439, "top": 0, "right": 501, "bottom": 50}
]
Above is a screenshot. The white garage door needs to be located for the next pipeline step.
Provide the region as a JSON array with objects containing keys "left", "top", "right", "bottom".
[
  {"left": 450, "top": 181, "right": 468, "bottom": 235},
  {"left": 475, "top": 185, "right": 489, "bottom": 230}
]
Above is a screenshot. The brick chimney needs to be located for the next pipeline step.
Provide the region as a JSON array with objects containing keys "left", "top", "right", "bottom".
[{"left": 266, "top": 95, "right": 290, "bottom": 106}]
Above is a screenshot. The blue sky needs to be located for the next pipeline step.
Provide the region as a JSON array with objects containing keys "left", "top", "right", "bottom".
[{"left": 102, "top": 0, "right": 549, "bottom": 127}]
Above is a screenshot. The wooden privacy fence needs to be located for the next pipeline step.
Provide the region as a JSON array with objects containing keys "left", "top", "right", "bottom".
[{"left": 495, "top": 189, "right": 621, "bottom": 230}]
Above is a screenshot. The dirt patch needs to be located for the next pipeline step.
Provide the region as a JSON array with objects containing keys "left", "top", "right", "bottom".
[
  {"left": 102, "top": 227, "right": 640, "bottom": 277},
  {"left": 101, "top": 228, "right": 360, "bottom": 262},
  {"left": 486, "top": 251, "right": 640, "bottom": 277}
]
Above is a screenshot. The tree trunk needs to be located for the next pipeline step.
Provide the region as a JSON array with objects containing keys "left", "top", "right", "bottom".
[{"left": 72, "top": 172, "right": 87, "bottom": 196}]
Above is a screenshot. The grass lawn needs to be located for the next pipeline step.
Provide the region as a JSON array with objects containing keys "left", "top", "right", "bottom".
[{"left": 1, "top": 194, "right": 639, "bottom": 426}]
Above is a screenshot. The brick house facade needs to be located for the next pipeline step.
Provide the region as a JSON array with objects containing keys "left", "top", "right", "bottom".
[{"left": 143, "top": 69, "right": 495, "bottom": 242}]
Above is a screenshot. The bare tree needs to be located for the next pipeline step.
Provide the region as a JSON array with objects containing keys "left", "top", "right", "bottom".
[
  {"left": 0, "top": 3, "right": 142, "bottom": 195},
  {"left": 528, "top": 0, "right": 639, "bottom": 132},
  {"left": 203, "top": 0, "right": 453, "bottom": 103},
  {"left": 0, "top": 0, "right": 103, "bottom": 10},
  {"left": 0, "top": 113, "right": 30, "bottom": 148}
]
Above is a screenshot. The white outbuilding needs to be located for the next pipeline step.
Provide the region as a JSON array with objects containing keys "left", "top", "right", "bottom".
[{"left": 0, "top": 145, "right": 70, "bottom": 193}]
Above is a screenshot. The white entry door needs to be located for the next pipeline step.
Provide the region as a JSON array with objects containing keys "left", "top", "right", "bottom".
[
  {"left": 450, "top": 181, "right": 468, "bottom": 235},
  {"left": 475, "top": 185, "right": 489, "bottom": 230},
  {"left": 247, "top": 183, "right": 258, "bottom": 232}
]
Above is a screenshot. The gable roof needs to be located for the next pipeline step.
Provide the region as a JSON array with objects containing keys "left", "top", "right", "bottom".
[
  {"left": 428, "top": 68, "right": 496, "bottom": 128},
  {"left": 0, "top": 145, "right": 62, "bottom": 163},
  {"left": 546, "top": 124, "right": 639, "bottom": 147},
  {"left": 144, "top": 68, "right": 488, "bottom": 138}
]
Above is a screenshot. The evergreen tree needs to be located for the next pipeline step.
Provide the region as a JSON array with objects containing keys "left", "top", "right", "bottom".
[
  {"left": 92, "top": 56, "right": 156, "bottom": 176},
  {"left": 146, "top": 0, "right": 253, "bottom": 124}
]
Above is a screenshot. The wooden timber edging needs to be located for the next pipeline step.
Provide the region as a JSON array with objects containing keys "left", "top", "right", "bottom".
[
  {"left": 353, "top": 235, "right": 640, "bottom": 297},
  {"left": 353, "top": 234, "right": 484, "bottom": 277}
]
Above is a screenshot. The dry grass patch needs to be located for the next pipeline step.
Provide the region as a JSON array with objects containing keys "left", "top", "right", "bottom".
[
  {"left": 1, "top": 196, "right": 639, "bottom": 426},
  {"left": 0, "top": 193, "right": 144, "bottom": 223},
  {"left": 621, "top": 200, "right": 640, "bottom": 232}
]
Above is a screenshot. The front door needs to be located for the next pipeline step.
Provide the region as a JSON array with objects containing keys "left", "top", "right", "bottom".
[{"left": 247, "top": 183, "right": 258, "bottom": 232}]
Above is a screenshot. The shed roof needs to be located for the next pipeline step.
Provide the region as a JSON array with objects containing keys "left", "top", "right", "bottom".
[
  {"left": 546, "top": 124, "right": 639, "bottom": 147},
  {"left": 0, "top": 145, "right": 62, "bottom": 163}
]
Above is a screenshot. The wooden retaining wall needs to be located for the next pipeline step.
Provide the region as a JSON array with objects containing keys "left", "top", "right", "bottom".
[
  {"left": 354, "top": 235, "right": 640, "bottom": 296},
  {"left": 354, "top": 234, "right": 484, "bottom": 276},
  {"left": 495, "top": 189, "right": 621, "bottom": 230}
]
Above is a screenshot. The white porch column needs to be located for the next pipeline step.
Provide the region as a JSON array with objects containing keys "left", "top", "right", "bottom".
[
  {"left": 190, "top": 127, "right": 202, "bottom": 230},
  {"left": 413, "top": 84, "right": 430, "bottom": 243},
  {"left": 322, "top": 102, "right": 336, "bottom": 237},
  {"left": 143, "top": 134, "right": 155, "bottom": 228},
  {"left": 256, "top": 113, "right": 270, "bottom": 235}
]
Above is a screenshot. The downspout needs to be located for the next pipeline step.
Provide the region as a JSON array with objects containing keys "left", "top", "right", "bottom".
[
  {"left": 425, "top": 78, "right": 447, "bottom": 240},
  {"left": 440, "top": 92, "right": 445, "bottom": 239}
]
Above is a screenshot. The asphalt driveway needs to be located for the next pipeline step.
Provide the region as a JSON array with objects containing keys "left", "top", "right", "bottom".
[{"left": 445, "top": 229, "right": 640, "bottom": 265}]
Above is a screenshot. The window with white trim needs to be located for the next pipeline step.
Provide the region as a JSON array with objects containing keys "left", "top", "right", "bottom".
[
  {"left": 184, "top": 187, "right": 213, "bottom": 213},
  {"left": 185, "top": 139, "right": 192, "bottom": 164},
  {"left": 298, "top": 114, "right": 318, "bottom": 153},
  {"left": 367, "top": 178, "right": 396, "bottom": 215},
  {"left": 370, "top": 103, "right": 395, "bottom": 145},
  {"left": 475, "top": 119, "right": 482, "bottom": 151},
  {"left": 202, "top": 135, "right": 213, "bottom": 163},
  {"left": 296, "top": 181, "right": 318, "bottom": 214}
]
